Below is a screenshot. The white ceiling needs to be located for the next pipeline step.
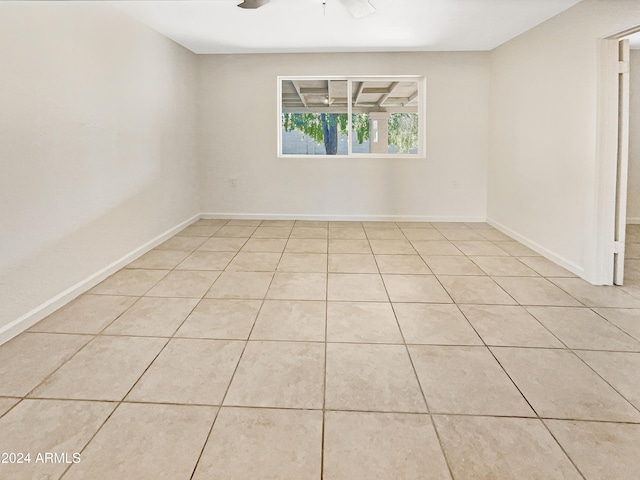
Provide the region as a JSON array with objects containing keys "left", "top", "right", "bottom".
[{"left": 111, "top": 0, "right": 584, "bottom": 54}]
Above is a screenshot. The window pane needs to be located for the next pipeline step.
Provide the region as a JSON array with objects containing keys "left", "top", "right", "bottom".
[
  {"left": 350, "top": 80, "right": 420, "bottom": 155},
  {"left": 281, "top": 79, "right": 348, "bottom": 155}
]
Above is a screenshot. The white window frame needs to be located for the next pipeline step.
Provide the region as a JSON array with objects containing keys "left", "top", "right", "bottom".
[{"left": 277, "top": 75, "right": 426, "bottom": 158}]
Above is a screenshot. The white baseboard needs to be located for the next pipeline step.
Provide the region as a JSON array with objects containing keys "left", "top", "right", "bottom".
[
  {"left": 1, "top": 212, "right": 493, "bottom": 346},
  {"left": 627, "top": 217, "right": 640, "bottom": 225},
  {"left": 0, "top": 214, "right": 200, "bottom": 346},
  {"left": 486, "top": 218, "right": 585, "bottom": 278},
  {"left": 201, "top": 212, "right": 488, "bottom": 223}
]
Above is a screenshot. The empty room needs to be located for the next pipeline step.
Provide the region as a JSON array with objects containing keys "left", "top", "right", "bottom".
[{"left": 2, "top": 0, "right": 640, "bottom": 478}]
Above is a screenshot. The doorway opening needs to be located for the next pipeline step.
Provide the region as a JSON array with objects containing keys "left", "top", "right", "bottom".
[
  {"left": 623, "top": 32, "right": 640, "bottom": 287},
  {"left": 596, "top": 27, "right": 640, "bottom": 287}
]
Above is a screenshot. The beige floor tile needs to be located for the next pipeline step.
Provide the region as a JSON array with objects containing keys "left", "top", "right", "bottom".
[
  {"left": 626, "top": 243, "right": 640, "bottom": 259},
  {"left": 0, "top": 398, "right": 19, "bottom": 417},
  {"left": 30, "top": 336, "right": 167, "bottom": 401},
  {"left": 493, "top": 277, "right": 582, "bottom": 306},
  {"left": 460, "top": 304, "right": 563, "bottom": 347},
  {"left": 214, "top": 226, "right": 257, "bottom": 238},
  {"left": 369, "top": 239, "right": 416, "bottom": 254},
  {"left": 90, "top": 269, "right": 168, "bottom": 296},
  {"left": 197, "top": 237, "right": 247, "bottom": 252},
  {"left": 491, "top": 347, "right": 640, "bottom": 422},
  {"left": 194, "top": 218, "right": 229, "bottom": 226},
  {"left": 550, "top": 278, "right": 640, "bottom": 308},
  {"left": 518, "top": 256, "right": 576, "bottom": 277},
  {"left": 323, "top": 411, "right": 451, "bottom": 480},
  {"left": 263, "top": 220, "right": 296, "bottom": 226},
  {"left": 286, "top": 238, "right": 328, "bottom": 253},
  {"left": 545, "top": 420, "right": 640, "bottom": 480},
  {"left": 526, "top": 306, "right": 640, "bottom": 351},
  {"left": 375, "top": 254, "right": 432, "bottom": 274},
  {"left": 104, "top": 297, "right": 199, "bottom": 337},
  {"left": 328, "top": 227, "right": 366, "bottom": 240},
  {"left": 464, "top": 222, "right": 494, "bottom": 230},
  {"left": 625, "top": 259, "right": 640, "bottom": 281},
  {"left": 297, "top": 220, "right": 328, "bottom": 227},
  {"left": 328, "top": 239, "right": 371, "bottom": 253},
  {"left": 0, "top": 333, "right": 91, "bottom": 396},
  {"left": 410, "top": 345, "right": 534, "bottom": 416},
  {"left": 226, "top": 219, "right": 262, "bottom": 226},
  {"left": 365, "top": 228, "right": 405, "bottom": 240},
  {"left": 193, "top": 407, "right": 322, "bottom": 480},
  {"left": 225, "top": 252, "right": 281, "bottom": 272},
  {"left": 440, "top": 229, "right": 484, "bottom": 241},
  {"left": 411, "top": 241, "right": 463, "bottom": 256},
  {"left": 452, "top": 241, "right": 510, "bottom": 256},
  {"left": 362, "top": 221, "right": 398, "bottom": 228},
  {"left": 397, "top": 222, "right": 434, "bottom": 229},
  {"left": 155, "top": 236, "right": 207, "bottom": 251},
  {"left": 434, "top": 415, "right": 581, "bottom": 480},
  {"left": 328, "top": 253, "right": 378, "bottom": 273},
  {"left": 432, "top": 222, "right": 470, "bottom": 229},
  {"left": 176, "top": 299, "right": 262, "bottom": 339},
  {"left": 127, "top": 249, "right": 190, "bottom": 269},
  {"left": 576, "top": 351, "right": 640, "bottom": 410},
  {"left": 290, "top": 227, "right": 328, "bottom": 239},
  {"left": 327, "top": 302, "right": 403, "bottom": 343},
  {"left": 240, "top": 237, "right": 287, "bottom": 253},
  {"left": 127, "top": 339, "right": 244, "bottom": 405},
  {"left": 329, "top": 221, "right": 363, "bottom": 228},
  {"left": 621, "top": 283, "right": 640, "bottom": 300},
  {"left": 402, "top": 229, "right": 446, "bottom": 241},
  {"left": 328, "top": 273, "right": 388, "bottom": 301},
  {"left": 224, "top": 341, "right": 324, "bottom": 409},
  {"left": 438, "top": 275, "right": 516, "bottom": 305},
  {"left": 470, "top": 256, "right": 538, "bottom": 276},
  {"left": 251, "top": 226, "right": 292, "bottom": 238},
  {"left": 206, "top": 271, "right": 274, "bottom": 299},
  {"left": 498, "top": 241, "right": 540, "bottom": 256},
  {"left": 175, "top": 251, "right": 235, "bottom": 270},
  {"left": 593, "top": 307, "right": 640, "bottom": 341},
  {"left": 145, "top": 270, "right": 221, "bottom": 298},
  {"left": 394, "top": 303, "right": 482, "bottom": 345},
  {"left": 250, "top": 300, "right": 326, "bottom": 342},
  {"left": 64, "top": 403, "right": 215, "bottom": 480},
  {"left": 423, "top": 256, "right": 485, "bottom": 275},
  {"left": 178, "top": 225, "right": 221, "bottom": 237},
  {"left": 277, "top": 253, "right": 327, "bottom": 273},
  {"left": 31, "top": 294, "right": 137, "bottom": 334},
  {"left": 325, "top": 343, "right": 426, "bottom": 412},
  {"left": 0, "top": 399, "right": 116, "bottom": 480},
  {"left": 383, "top": 274, "right": 453, "bottom": 303},
  {"left": 266, "top": 272, "right": 327, "bottom": 300},
  {"left": 477, "top": 229, "right": 513, "bottom": 241}
]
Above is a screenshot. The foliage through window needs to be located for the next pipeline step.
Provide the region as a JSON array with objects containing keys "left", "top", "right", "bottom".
[{"left": 279, "top": 77, "right": 424, "bottom": 157}]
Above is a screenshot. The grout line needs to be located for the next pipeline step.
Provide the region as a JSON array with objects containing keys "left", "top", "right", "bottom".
[
  {"left": 188, "top": 291, "right": 268, "bottom": 477},
  {"left": 457, "top": 298, "right": 588, "bottom": 479},
  {"left": 9, "top": 220, "right": 640, "bottom": 479},
  {"left": 320, "top": 241, "right": 329, "bottom": 480},
  {"left": 373, "top": 246, "right": 457, "bottom": 480}
]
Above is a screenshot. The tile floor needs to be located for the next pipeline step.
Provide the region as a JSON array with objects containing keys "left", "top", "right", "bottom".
[{"left": 1, "top": 220, "right": 640, "bottom": 479}]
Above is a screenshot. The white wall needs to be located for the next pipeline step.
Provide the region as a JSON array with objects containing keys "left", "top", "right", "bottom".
[
  {"left": 488, "top": 0, "right": 640, "bottom": 282},
  {"left": 629, "top": 49, "right": 640, "bottom": 223},
  {"left": 0, "top": 2, "right": 199, "bottom": 339},
  {"left": 198, "top": 52, "right": 489, "bottom": 221}
]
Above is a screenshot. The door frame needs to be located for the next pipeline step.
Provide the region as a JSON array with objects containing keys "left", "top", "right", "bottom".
[{"left": 594, "top": 28, "right": 638, "bottom": 285}]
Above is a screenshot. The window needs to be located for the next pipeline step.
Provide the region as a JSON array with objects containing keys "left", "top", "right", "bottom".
[{"left": 278, "top": 76, "right": 425, "bottom": 158}]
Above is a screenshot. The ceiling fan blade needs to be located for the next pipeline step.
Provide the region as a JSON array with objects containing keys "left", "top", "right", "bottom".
[
  {"left": 338, "top": 0, "right": 376, "bottom": 18},
  {"left": 237, "top": 0, "right": 270, "bottom": 9}
]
